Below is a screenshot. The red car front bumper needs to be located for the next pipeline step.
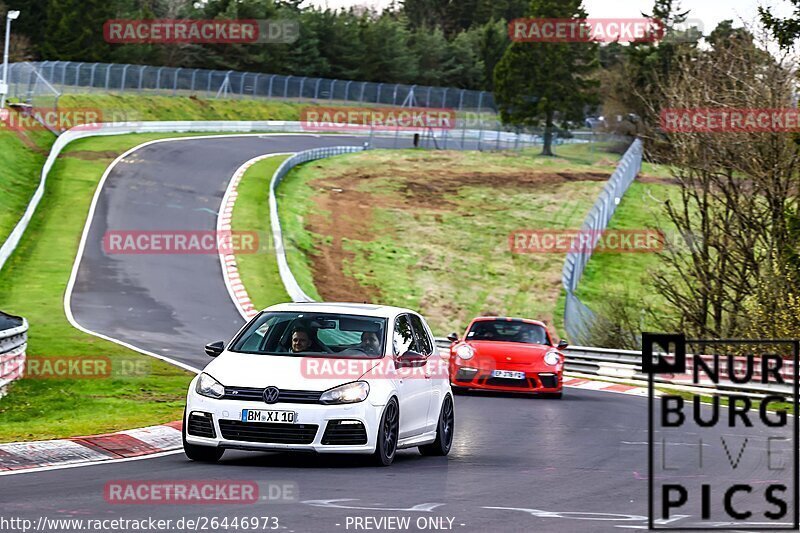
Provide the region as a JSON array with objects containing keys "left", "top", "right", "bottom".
[{"left": 449, "top": 359, "right": 562, "bottom": 394}]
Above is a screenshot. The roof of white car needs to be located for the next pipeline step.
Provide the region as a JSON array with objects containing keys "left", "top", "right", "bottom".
[{"left": 263, "top": 302, "right": 417, "bottom": 318}]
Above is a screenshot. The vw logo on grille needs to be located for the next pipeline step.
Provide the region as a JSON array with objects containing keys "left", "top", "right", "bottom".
[{"left": 263, "top": 386, "right": 280, "bottom": 404}]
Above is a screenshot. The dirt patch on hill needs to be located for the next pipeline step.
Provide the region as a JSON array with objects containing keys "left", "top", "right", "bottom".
[{"left": 304, "top": 169, "right": 611, "bottom": 303}]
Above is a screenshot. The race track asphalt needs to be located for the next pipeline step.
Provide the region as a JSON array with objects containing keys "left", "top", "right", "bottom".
[{"left": 0, "top": 134, "right": 793, "bottom": 532}]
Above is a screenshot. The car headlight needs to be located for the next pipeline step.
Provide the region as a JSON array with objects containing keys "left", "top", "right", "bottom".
[
  {"left": 544, "top": 350, "right": 561, "bottom": 366},
  {"left": 455, "top": 344, "right": 474, "bottom": 360},
  {"left": 320, "top": 381, "right": 370, "bottom": 404},
  {"left": 195, "top": 372, "right": 225, "bottom": 399}
]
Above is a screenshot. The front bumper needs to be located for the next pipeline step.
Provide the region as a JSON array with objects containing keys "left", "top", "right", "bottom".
[
  {"left": 449, "top": 360, "right": 562, "bottom": 393},
  {"left": 184, "top": 392, "right": 380, "bottom": 454}
]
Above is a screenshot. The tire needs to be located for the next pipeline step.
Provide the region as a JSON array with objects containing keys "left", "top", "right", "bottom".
[
  {"left": 372, "top": 398, "right": 399, "bottom": 466},
  {"left": 419, "top": 395, "right": 454, "bottom": 457},
  {"left": 182, "top": 411, "right": 224, "bottom": 463}
]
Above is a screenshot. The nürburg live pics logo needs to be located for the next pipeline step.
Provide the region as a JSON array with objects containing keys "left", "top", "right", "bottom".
[{"left": 645, "top": 333, "right": 799, "bottom": 530}]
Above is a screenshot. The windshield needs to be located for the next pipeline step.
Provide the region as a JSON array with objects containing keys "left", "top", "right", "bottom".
[
  {"left": 230, "top": 311, "right": 387, "bottom": 358},
  {"left": 466, "top": 320, "right": 549, "bottom": 345}
]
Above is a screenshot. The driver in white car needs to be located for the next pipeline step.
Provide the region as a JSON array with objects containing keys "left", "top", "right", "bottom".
[{"left": 289, "top": 326, "right": 327, "bottom": 353}]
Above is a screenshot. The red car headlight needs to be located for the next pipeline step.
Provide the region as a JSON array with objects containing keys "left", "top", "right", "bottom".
[
  {"left": 544, "top": 350, "right": 561, "bottom": 366},
  {"left": 455, "top": 344, "right": 475, "bottom": 360}
]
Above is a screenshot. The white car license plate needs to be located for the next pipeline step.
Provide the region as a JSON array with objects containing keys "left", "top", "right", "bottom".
[
  {"left": 491, "top": 370, "right": 526, "bottom": 380},
  {"left": 241, "top": 409, "right": 296, "bottom": 423}
]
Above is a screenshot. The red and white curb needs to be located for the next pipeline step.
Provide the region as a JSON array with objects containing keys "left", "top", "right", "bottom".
[
  {"left": 564, "top": 375, "right": 649, "bottom": 396},
  {"left": 0, "top": 421, "right": 182, "bottom": 472},
  {"left": 219, "top": 153, "right": 292, "bottom": 321}
]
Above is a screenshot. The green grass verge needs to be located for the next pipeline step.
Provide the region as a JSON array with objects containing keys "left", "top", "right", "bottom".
[
  {"left": 231, "top": 156, "right": 292, "bottom": 309},
  {"left": 572, "top": 180, "right": 683, "bottom": 332},
  {"left": 0, "top": 92, "right": 305, "bottom": 263},
  {"left": 0, "top": 132, "right": 266, "bottom": 442},
  {"left": 57, "top": 93, "right": 304, "bottom": 122},
  {"left": 266, "top": 143, "right": 622, "bottom": 335},
  {"left": 0, "top": 130, "right": 56, "bottom": 246}
]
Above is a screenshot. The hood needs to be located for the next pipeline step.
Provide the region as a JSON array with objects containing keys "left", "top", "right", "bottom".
[
  {"left": 465, "top": 340, "right": 552, "bottom": 362},
  {"left": 202, "top": 351, "right": 382, "bottom": 391}
]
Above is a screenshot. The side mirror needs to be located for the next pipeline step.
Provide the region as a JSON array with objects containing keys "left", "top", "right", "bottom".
[
  {"left": 395, "top": 350, "right": 427, "bottom": 368},
  {"left": 557, "top": 339, "right": 569, "bottom": 350},
  {"left": 446, "top": 332, "right": 459, "bottom": 343},
  {"left": 205, "top": 341, "right": 225, "bottom": 357}
]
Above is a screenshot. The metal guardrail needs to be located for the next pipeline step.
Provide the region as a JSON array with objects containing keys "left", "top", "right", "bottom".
[
  {"left": 0, "top": 312, "right": 27, "bottom": 398},
  {"left": 561, "top": 139, "right": 643, "bottom": 345}
]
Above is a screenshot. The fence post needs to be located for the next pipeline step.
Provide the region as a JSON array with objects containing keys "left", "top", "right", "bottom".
[
  {"left": 89, "top": 63, "right": 99, "bottom": 91},
  {"left": 60, "top": 61, "right": 68, "bottom": 90},
  {"left": 104, "top": 64, "right": 111, "bottom": 90},
  {"left": 120, "top": 64, "right": 130, "bottom": 91},
  {"left": 344, "top": 80, "right": 352, "bottom": 102},
  {"left": 358, "top": 82, "right": 366, "bottom": 102},
  {"left": 191, "top": 69, "right": 199, "bottom": 93},
  {"left": 313, "top": 78, "right": 321, "bottom": 100},
  {"left": 155, "top": 66, "right": 165, "bottom": 93},
  {"left": 267, "top": 74, "right": 275, "bottom": 98},
  {"left": 137, "top": 65, "right": 145, "bottom": 92},
  {"left": 283, "top": 75, "right": 292, "bottom": 98},
  {"left": 172, "top": 67, "right": 183, "bottom": 96}
]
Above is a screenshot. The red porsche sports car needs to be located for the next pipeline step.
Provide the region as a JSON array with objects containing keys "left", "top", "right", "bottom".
[{"left": 447, "top": 317, "right": 566, "bottom": 398}]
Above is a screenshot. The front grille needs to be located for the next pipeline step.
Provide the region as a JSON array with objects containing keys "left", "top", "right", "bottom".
[
  {"left": 223, "top": 387, "right": 323, "bottom": 404},
  {"left": 538, "top": 374, "right": 558, "bottom": 388},
  {"left": 484, "top": 377, "right": 534, "bottom": 389},
  {"left": 321, "top": 420, "right": 368, "bottom": 445},
  {"left": 218, "top": 420, "right": 318, "bottom": 444},
  {"left": 187, "top": 412, "right": 216, "bottom": 438}
]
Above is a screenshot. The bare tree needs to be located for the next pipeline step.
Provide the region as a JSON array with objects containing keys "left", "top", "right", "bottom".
[{"left": 648, "top": 29, "right": 800, "bottom": 338}]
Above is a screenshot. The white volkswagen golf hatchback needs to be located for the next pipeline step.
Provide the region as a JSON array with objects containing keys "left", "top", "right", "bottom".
[{"left": 183, "top": 302, "right": 454, "bottom": 466}]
